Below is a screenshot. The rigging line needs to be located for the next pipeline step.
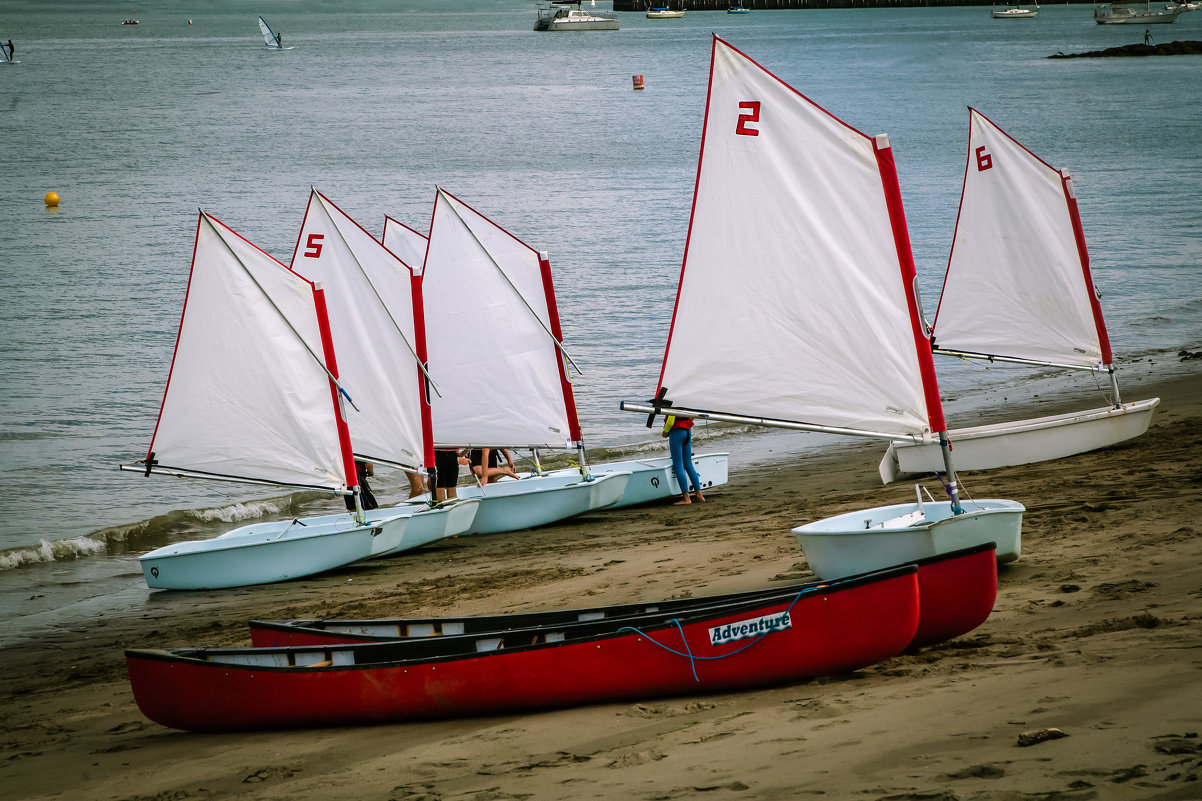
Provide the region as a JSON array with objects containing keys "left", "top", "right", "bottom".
[
  {"left": 312, "top": 193, "right": 439, "bottom": 394},
  {"left": 437, "top": 188, "right": 583, "bottom": 375},
  {"left": 205, "top": 212, "right": 360, "bottom": 412}
]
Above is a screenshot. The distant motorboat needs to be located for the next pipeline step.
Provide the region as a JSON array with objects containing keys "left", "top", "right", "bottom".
[
  {"left": 647, "top": 6, "right": 685, "bottom": 17},
  {"left": 122, "top": 18, "right": 139, "bottom": 25},
  {"left": 1094, "top": 0, "right": 1183, "bottom": 22},
  {"left": 992, "top": 2, "right": 1039, "bottom": 17},
  {"left": 727, "top": 5, "right": 750, "bottom": 12},
  {"left": 535, "top": 0, "right": 619, "bottom": 30}
]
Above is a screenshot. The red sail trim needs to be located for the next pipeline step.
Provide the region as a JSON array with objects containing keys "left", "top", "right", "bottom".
[
  {"left": 873, "top": 139, "right": 947, "bottom": 435},
  {"left": 146, "top": 212, "right": 205, "bottom": 460},
  {"left": 410, "top": 269, "right": 436, "bottom": 471},
  {"left": 539, "top": 254, "right": 583, "bottom": 444},
  {"left": 1062, "top": 174, "right": 1113, "bottom": 365},
  {"left": 312, "top": 285, "right": 358, "bottom": 492}
]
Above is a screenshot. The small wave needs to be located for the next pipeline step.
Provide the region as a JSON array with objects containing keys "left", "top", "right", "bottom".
[{"left": 0, "top": 536, "right": 107, "bottom": 570}]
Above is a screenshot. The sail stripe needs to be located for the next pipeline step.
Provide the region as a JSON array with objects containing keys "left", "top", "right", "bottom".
[
  {"left": 312, "top": 285, "right": 360, "bottom": 494},
  {"left": 1063, "top": 174, "right": 1114, "bottom": 365}
]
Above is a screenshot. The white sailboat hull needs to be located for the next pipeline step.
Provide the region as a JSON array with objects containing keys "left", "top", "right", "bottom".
[
  {"left": 456, "top": 472, "right": 631, "bottom": 534},
  {"left": 538, "top": 453, "right": 729, "bottom": 508},
  {"left": 377, "top": 498, "right": 481, "bottom": 555},
  {"left": 139, "top": 511, "right": 411, "bottom": 590},
  {"left": 793, "top": 499, "right": 1024, "bottom": 580},
  {"left": 879, "top": 397, "right": 1159, "bottom": 483}
]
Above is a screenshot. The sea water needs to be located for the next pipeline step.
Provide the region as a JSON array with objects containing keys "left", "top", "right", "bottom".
[{"left": 0, "top": 0, "right": 1199, "bottom": 632}]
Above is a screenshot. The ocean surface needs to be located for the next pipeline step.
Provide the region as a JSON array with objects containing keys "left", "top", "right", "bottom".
[{"left": 1, "top": 0, "right": 1199, "bottom": 637}]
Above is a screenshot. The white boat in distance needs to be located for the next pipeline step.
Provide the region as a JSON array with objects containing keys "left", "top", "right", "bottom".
[
  {"left": 622, "top": 37, "right": 1024, "bottom": 578},
  {"left": 992, "top": 2, "right": 1039, "bottom": 18},
  {"left": 880, "top": 108, "right": 1158, "bottom": 483},
  {"left": 384, "top": 192, "right": 629, "bottom": 534},
  {"left": 258, "top": 15, "right": 293, "bottom": 49},
  {"left": 127, "top": 212, "right": 414, "bottom": 589},
  {"left": 647, "top": 6, "right": 686, "bottom": 18},
  {"left": 535, "top": 1, "right": 619, "bottom": 31},
  {"left": 1094, "top": 0, "right": 1183, "bottom": 22},
  {"left": 382, "top": 211, "right": 728, "bottom": 513}
]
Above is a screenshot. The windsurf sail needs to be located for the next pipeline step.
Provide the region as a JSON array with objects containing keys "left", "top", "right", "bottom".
[
  {"left": 143, "top": 212, "right": 357, "bottom": 494},
  {"left": 404, "top": 189, "right": 583, "bottom": 452},
  {"left": 637, "top": 36, "right": 944, "bottom": 444},
  {"left": 258, "top": 16, "right": 283, "bottom": 49},
  {"left": 931, "top": 107, "right": 1113, "bottom": 374},
  {"left": 289, "top": 190, "right": 435, "bottom": 477}
]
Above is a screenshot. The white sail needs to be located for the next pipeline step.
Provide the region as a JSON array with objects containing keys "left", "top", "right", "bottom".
[
  {"left": 419, "top": 189, "right": 579, "bottom": 450},
  {"left": 147, "top": 212, "right": 352, "bottom": 491},
  {"left": 381, "top": 217, "right": 430, "bottom": 276},
  {"left": 289, "top": 190, "right": 430, "bottom": 471},
  {"left": 258, "top": 16, "right": 282, "bottom": 48},
  {"left": 657, "top": 37, "right": 937, "bottom": 440},
  {"left": 931, "top": 108, "right": 1110, "bottom": 369}
]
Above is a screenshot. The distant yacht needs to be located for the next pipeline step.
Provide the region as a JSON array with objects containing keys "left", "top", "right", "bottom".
[{"left": 535, "top": 0, "right": 619, "bottom": 30}]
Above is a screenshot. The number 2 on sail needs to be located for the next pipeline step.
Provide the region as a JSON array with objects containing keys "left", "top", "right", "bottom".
[{"left": 736, "top": 101, "right": 761, "bottom": 136}]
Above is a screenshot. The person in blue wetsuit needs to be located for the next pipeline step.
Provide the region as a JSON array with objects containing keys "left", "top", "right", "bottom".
[{"left": 663, "top": 414, "right": 706, "bottom": 505}]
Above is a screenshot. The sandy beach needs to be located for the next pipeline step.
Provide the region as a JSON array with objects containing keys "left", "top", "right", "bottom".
[{"left": 3, "top": 364, "right": 1201, "bottom": 801}]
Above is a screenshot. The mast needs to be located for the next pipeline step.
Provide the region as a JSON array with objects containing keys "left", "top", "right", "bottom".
[{"left": 312, "top": 282, "right": 362, "bottom": 518}]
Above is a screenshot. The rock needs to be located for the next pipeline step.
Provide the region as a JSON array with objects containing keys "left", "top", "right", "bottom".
[
  {"left": 1049, "top": 41, "right": 1202, "bottom": 59},
  {"left": 1018, "top": 727, "right": 1069, "bottom": 747}
]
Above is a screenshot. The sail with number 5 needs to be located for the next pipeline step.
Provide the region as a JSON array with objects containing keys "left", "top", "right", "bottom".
[
  {"left": 879, "top": 107, "right": 1159, "bottom": 481},
  {"left": 622, "top": 36, "right": 1023, "bottom": 579},
  {"left": 123, "top": 211, "right": 411, "bottom": 589}
]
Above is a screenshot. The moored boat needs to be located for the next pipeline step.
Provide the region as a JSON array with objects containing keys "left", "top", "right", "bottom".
[
  {"left": 535, "top": 0, "right": 619, "bottom": 31},
  {"left": 1094, "top": 0, "right": 1183, "bottom": 22},
  {"left": 127, "top": 564, "right": 920, "bottom": 731},
  {"left": 247, "top": 542, "right": 999, "bottom": 650},
  {"left": 647, "top": 6, "right": 685, "bottom": 17}
]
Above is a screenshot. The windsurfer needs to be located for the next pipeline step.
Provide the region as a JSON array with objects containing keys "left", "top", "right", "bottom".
[
  {"left": 5, "top": 40, "right": 12, "bottom": 60},
  {"left": 663, "top": 415, "right": 706, "bottom": 505},
  {"left": 275, "top": 33, "right": 283, "bottom": 48}
]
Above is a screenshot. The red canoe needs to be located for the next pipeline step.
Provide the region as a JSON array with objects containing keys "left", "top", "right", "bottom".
[
  {"left": 246, "top": 543, "right": 998, "bottom": 652},
  {"left": 126, "top": 565, "right": 920, "bottom": 731}
]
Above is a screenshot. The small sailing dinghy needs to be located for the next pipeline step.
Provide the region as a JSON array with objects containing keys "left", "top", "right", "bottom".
[
  {"left": 127, "top": 563, "right": 920, "bottom": 731},
  {"left": 257, "top": 15, "right": 291, "bottom": 50},
  {"left": 123, "top": 212, "right": 415, "bottom": 589},
  {"left": 382, "top": 190, "right": 631, "bottom": 534},
  {"left": 622, "top": 37, "right": 1024, "bottom": 580},
  {"left": 288, "top": 190, "right": 479, "bottom": 551},
  {"left": 248, "top": 542, "right": 998, "bottom": 651},
  {"left": 382, "top": 214, "right": 728, "bottom": 509},
  {"left": 879, "top": 108, "right": 1159, "bottom": 483}
]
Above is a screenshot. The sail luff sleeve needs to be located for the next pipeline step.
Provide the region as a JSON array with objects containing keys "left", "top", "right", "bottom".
[
  {"left": 539, "top": 253, "right": 583, "bottom": 444},
  {"left": 312, "top": 284, "right": 358, "bottom": 492},
  {"left": 1062, "top": 173, "right": 1114, "bottom": 366},
  {"left": 873, "top": 135, "right": 947, "bottom": 435}
]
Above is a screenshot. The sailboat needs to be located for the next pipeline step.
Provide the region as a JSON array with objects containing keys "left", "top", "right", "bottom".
[
  {"left": 879, "top": 108, "right": 1159, "bottom": 483},
  {"left": 382, "top": 190, "right": 631, "bottom": 535},
  {"left": 382, "top": 207, "right": 728, "bottom": 510},
  {"left": 992, "top": 1, "right": 1039, "bottom": 18},
  {"left": 621, "top": 37, "right": 1024, "bottom": 581},
  {"left": 257, "top": 16, "right": 291, "bottom": 50},
  {"left": 287, "top": 190, "right": 480, "bottom": 551},
  {"left": 123, "top": 212, "right": 415, "bottom": 590}
]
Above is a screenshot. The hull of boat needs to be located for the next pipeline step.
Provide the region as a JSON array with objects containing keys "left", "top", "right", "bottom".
[
  {"left": 1095, "top": 5, "right": 1181, "bottom": 22},
  {"left": 248, "top": 542, "right": 996, "bottom": 650},
  {"left": 377, "top": 498, "right": 480, "bottom": 555},
  {"left": 540, "top": 453, "right": 729, "bottom": 508},
  {"left": 992, "top": 8, "right": 1038, "bottom": 16},
  {"left": 126, "top": 566, "right": 919, "bottom": 731},
  {"left": 543, "top": 17, "right": 619, "bottom": 30},
  {"left": 138, "top": 511, "right": 410, "bottom": 590},
  {"left": 456, "top": 471, "right": 631, "bottom": 534},
  {"left": 647, "top": 9, "right": 685, "bottom": 17},
  {"left": 879, "top": 397, "right": 1159, "bottom": 482},
  {"left": 793, "top": 500, "right": 1024, "bottom": 580}
]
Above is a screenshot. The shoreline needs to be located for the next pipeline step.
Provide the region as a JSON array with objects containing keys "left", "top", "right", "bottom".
[{"left": 3, "top": 363, "right": 1201, "bottom": 799}]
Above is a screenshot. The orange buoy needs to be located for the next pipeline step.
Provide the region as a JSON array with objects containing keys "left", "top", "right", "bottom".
[
  {"left": 44, "top": 192, "right": 60, "bottom": 207},
  {"left": 632, "top": 74, "right": 645, "bottom": 90}
]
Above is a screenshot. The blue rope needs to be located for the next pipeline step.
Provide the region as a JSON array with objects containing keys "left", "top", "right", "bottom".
[{"left": 615, "top": 585, "right": 823, "bottom": 682}]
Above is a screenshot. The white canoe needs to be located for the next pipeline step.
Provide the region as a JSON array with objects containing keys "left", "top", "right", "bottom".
[
  {"left": 792, "top": 499, "right": 1024, "bottom": 580},
  {"left": 538, "top": 453, "right": 729, "bottom": 508},
  {"left": 879, "top": 397, "right": 1159, "bottom": 483},
  {"left": 139, "top": 510, "right": 411, "bottom": 590},
  {"left": 455, "top": 471, "right": 631, "bottom": 534}
]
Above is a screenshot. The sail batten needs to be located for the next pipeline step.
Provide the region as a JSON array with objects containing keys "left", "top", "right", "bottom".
[
  {"left": 653, "top": 36, "right": 937, "bottom": 442},
  {"left": 932, "top": 108, "right": 1107, "bottom": 370}
]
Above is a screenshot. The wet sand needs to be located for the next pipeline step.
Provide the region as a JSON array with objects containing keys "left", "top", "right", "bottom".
[{"left": 4, "top": 367, "right": 1201, "bottom": 801}]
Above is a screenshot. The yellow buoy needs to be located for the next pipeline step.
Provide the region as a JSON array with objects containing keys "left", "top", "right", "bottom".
[{"left": 44, "top": 192, "right": 60, "bottom": 207}]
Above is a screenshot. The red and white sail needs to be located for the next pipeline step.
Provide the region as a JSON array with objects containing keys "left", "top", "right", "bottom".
[
  {"left": 146, "top": 212, "right": 355, "bottom": 492},
  {"left": 413, "top": 189, "right": 582, "bottom": 450},
  {"left": 656, "top": 36, "right": 942, "bottom": 440},
  {"left": 932, "top": 108, "right": 1111, "bottom": 370},
  {"left": 380, "top": 217, "right": 429, "bottom": 276},
  {"left": 289, "top": 190, "right": 433, "bottom": 472}
]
